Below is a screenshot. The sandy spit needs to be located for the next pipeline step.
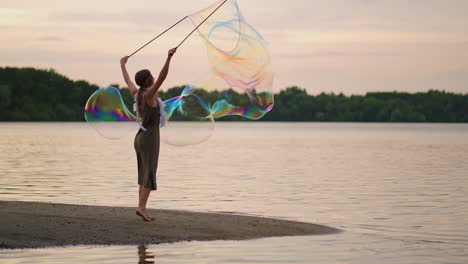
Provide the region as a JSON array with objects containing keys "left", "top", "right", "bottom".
[{"left": 0, "top": 201, "right": 340, "bottom": 249}]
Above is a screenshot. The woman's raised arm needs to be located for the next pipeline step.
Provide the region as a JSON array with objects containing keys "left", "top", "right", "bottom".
[
  {"left": 147, "top": 48, "right": 177, "bottom": 99},
  {"left": 120, "top": 56, "right": 138, "bottom": 96}
]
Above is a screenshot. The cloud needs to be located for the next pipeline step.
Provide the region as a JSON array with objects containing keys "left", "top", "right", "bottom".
[
  {"left": 278, "top": 50, "right": 401, "bottom": 59},
  {"left": 48, "top": 10, "right": 176, "bottom": 26},
  {"left": 37, "top": 36, "right": 65, "bottom": 42},
  {"left": 0, "top": 8, "right": 27, "bottom": 25},
  {"left": 309, "top": 51, "right": 400, "bottom": 57},
  {"left": 50, "top": 12, "right": 108, "bottom": 22},
  {"left": 0, "top": 47, "right": 118, "bottom": 64},
  {"left": 0, "top": 8, "right": 25, "bottom": 15}
]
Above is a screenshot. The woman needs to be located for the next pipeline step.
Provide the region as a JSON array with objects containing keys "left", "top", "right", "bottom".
[{"left": 120, "top": 47, "right": 177, "bottom": 221}]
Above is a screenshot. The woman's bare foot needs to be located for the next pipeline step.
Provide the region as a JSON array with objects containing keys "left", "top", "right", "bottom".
[
  {"left": 143, "top": 209, "right": 156, "bottom": 220},
  {"left": 136, "top": 208, "right": 152, "bottom": 221},
  {"left": 146, "top": 213, "right": 156, "bottom": 221}
]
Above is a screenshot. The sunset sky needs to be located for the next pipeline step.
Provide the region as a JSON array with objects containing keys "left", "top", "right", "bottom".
[{"left": 1, "top": 0, "right": 467, "bottom": 94}]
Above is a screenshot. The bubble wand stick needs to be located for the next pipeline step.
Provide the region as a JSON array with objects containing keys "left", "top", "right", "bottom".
[{"left": 128, "top": 0, "right": 228, "bottom": 57}]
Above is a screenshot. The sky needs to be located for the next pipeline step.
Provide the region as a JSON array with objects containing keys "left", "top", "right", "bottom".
[{"left": 1, "top": 0, "right": 467, "bottom": 94}]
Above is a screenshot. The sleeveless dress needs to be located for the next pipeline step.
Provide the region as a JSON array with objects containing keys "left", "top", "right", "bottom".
[{"left": 134, "top": 100, "right": 160, "bottom": 190}]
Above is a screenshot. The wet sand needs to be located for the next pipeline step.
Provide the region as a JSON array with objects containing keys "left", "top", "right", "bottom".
[{"left": 0, "top": 201, "right": 340, "bottom": 249}]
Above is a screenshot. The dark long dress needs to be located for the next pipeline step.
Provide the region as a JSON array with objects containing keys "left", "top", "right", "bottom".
[{"left": 134, "top": 101, "right": 160, "bottom": 190}]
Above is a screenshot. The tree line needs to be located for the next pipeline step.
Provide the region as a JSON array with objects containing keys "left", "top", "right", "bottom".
[{"left": 1, "top": 67, "right": 467, "bottom": 122}]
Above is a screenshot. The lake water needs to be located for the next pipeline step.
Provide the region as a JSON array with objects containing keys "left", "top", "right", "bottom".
[{"left": 0, "top": 122, "right": 467, "bottom": 263}]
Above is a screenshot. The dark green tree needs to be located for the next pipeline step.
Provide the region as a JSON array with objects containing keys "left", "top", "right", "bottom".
[{"left": 1, "top": 67, "right": 467, "bottom": 122}]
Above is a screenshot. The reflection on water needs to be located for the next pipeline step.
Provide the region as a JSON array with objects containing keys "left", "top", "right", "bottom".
[
  {"left": 0, "top": 122, "right": 467, "bottom": 263},
  {"left": 138, "top": 245, "right": 155, "bottom": 264},
  {"left": 1, "top": 233, "right": 466, "bottom": 264}
]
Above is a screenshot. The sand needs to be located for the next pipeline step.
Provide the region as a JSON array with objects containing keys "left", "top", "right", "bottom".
[{"left": 0, "top": 201, "right": 340, "bottom": 249}]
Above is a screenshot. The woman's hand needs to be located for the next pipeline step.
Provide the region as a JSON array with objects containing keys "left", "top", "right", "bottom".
[
  {"left": 120, "top": 56, "right": 129, "bottom": 66},
  {"left": 168, "top": 48, "right": 177, "bottom": 58}
]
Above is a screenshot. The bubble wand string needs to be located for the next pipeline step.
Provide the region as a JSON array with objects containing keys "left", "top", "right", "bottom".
[
  {"left": 128, "top": 16, "right": 188, "bottom": 58},
  {"left": 128, "top": 0, "right": 228, "bottom": 57}
]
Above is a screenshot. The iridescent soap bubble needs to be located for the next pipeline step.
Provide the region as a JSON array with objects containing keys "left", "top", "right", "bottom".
[
  {"left": 85, "top": 86, "right": 138, "bottom": 139},
  {"left": 161, "top": 86, "right": 214, "bottom": 146},
  {"left": 85, "top": 86, "right": 214, "bottom": 145},
  {"left": 187, "top": 0, "right": 275, "bottom": 121}
]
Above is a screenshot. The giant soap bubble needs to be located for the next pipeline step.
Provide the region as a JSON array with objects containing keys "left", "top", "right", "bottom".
[
  {"left": 85, "top": 0, "right": 274, "bottom": 146},
  {"left": 160, "top": 86, "right": 215, "bottom": 146},
  {"left": 85, "top": 86, "right": 138, "bottom": 139}
]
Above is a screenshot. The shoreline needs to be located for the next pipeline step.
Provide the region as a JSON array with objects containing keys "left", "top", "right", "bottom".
[{"left": 0, "top": 201, "right": 341, "bottom": 249}]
